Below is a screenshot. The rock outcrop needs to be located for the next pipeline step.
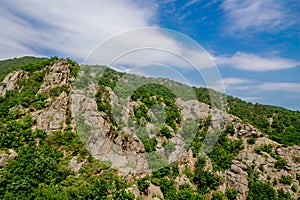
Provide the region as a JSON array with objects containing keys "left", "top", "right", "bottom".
[
  {"left": 70, "top": 87, "right": 149, "bottom": 174},
  {"left": 176, "top": 99, "right": 209, "bottom": 121},
  {"left": 0, "top": 70, "right": 26, "bottom": 96},
  {"left": 69, "top": 156, "right": 85, "bottom": 173},
  {"left": 31, "top": 91, "right": 68, "bottom": 132},
  {"left": 38, "top": 60, "right": 70, "bottom": 93},
  {"left": 219, "top": 160, "right": 249, "bottom": 200},
  {"left": 127, "top": 183, "right": 164, "bottom": 200}
]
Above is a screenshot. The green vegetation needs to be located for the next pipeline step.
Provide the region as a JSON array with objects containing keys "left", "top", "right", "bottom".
[
  {"left": 291, "top": 184, "right": 298, "bottom": 192},
  {"left": 137, "top": 176, "right": 150, "bottom": 193},
  {"left": 227, "top": 96, "right": 300, "bottom": 146},
  {"left": 280, "top": 175, "right": 293, "bottom": 185},
  {"left": 49, "top": 85, "right": 70, "bottom": 97},
  {"left": 140, "top": 137, "right": 157, "bottom": 152},
  {"left": 193, "top": 157, "right": 222, "bottom": 194},
  {"left": 225, "top": 188, "right": 238, "bottom": 200},
  {"left": 247, "top": 180, "right": 277, "bottom": 200},
  {"left": 277, "top": 189, "right": 294, "bottom": 200},
  {"left": 274, "top": 157, "right": 288, "bottom": 170},
  {"left": 212, "top": 191, "right": 227, "bottom": 200},
  {"left": 95, "top": 85, "right": 114, "bottom": 123},
  {"left": 208, "top": 126, "right": 244, "bottom": 171},
  {"left": 247, "top": 137, "right": 256, "bottom": 145},
  {"left": 255, "top": 144, "right": 273, "bottom": 155},
  {"left": 0, "top": 56, "right": 57, "bottom": 81},
  {"left": 131, "top": 83, "right": 181, "bottom": 131},
  {"left": 193, "top": 87, "right": 300, "bottom": 146}
]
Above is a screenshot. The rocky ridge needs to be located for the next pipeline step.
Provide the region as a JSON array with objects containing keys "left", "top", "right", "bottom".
[{"left": 0, "top": 59, "right": 299, "bottom": 199}]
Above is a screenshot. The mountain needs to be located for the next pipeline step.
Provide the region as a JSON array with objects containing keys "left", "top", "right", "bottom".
[{"left": 0, "top": 57, "right": 299, "bottom": 200}]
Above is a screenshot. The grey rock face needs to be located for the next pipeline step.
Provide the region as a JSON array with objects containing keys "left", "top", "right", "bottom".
[
  {"left": 175, "top": 99, "right": 209, "bottom": 121},
  {"left": 32, "top": 91, "right": 68, "bottom": 132},
  {"left": 69, "top": 156, "right": 85, "bottom": 173},
  {"left": 0, "top": 70, "right": 27, "bottom": 96},
  {"left": 220, "top": 160, "right": 249, "bottom": 200},
  {"left": 70, "top": 87, "right": 149, "bottom": 174},
  {"left": 38, "top": 60, "right": 70, "bottom": 93}
]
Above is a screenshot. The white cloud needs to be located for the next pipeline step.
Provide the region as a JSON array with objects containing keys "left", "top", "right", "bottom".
[
  {"left": 219, "top": 77, "right": 300, "bottom": 93},
  {"left": 215, "top": 52, "right": 300, "bottom": 71},
  {"left": 218, "top": 77, "right": 300, "bottom": 109},
  {"left": 0, "top": 0, "right": 156, "bottom": 61},
  {"left": 0, "top": 0, "right": 218, "bottom": 73},
  {"left": 257, "top": 82, "right": 300, "bottom": 92},
  {"left": 221, "top": 0, "right": 296, "bottom": 33},
  {"left": 221, "top": 77, "right": 253, "bottom": 85}
]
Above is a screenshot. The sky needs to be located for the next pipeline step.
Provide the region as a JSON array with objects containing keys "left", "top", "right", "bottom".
[{"left": 0, "top": 0, "right": 299, "bottom": 110}]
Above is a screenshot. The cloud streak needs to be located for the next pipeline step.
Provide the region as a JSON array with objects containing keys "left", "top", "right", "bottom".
[
  {"left": 215, "top": 52, "right": 300, "bottom": 71},
  {"left": 221, "top": 0, "right": 298, "bottom": 33}
]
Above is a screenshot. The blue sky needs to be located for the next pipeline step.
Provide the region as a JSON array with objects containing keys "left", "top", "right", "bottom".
[{"left": 0, "top": 0, "right": 299, "bottom": 110}]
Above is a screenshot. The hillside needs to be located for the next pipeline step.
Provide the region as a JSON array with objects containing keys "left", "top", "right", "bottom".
[{"left": 0, "top": 57, "right": 299, "bottom": 200}]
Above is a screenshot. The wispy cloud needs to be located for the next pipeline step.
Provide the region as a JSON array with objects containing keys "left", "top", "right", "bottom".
[
  {"left": 257, "top": 82, "right": 300, "bottom": 92},
  {"left": 215, "top": 52, "right": 300, "bottom": 71},
  {"left": 221, "top": 77, "right": 254, "bottom": 85},
  {"left": 0, "top": 0, "right": 156, "bottom": 60},
  {"left": 219, "top": 77, "right": 300, "bottom": 109},
  {"left": 221, "top": 0, "right": 298, "bottom": 33}
]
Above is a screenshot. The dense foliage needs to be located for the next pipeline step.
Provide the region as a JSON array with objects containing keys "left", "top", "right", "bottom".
[{"left": 227, "top": 96, "right": 300, "bottom": 146}]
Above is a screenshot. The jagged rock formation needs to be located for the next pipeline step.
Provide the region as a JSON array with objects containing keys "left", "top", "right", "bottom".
[
  {"left": 32, "top": 91, "right": 68, "bottom": 132},
  {"left": 175, "top": 99, "right": 209, "bottom": 120},
  {"left": 219, "top": 160, "right": 249, "bottom": 200},
  {"left": 38, "top": 59, "right": 70, "bottom": 93},
  {"left": 70, "top": 87, "right": 149, "bottom": 174},
  {"left": 0, "top": 70, "right": 26, "bottom": 96}
]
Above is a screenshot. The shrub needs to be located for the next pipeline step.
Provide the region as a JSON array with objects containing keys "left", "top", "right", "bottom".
[
  {"left": 225, "top": 188, "right": 238, "bottom": 200},
  {"left": 280, "top": 175, "right": 293, "bottom": 185},
  {"left": 255, "top": 144, "right": 273, "bottom": 155},
  {"left": 277, "top": 189, "right": 293, "bottom": 200},
  {"left": 159, "top": 125, "right": 172, "bottom": 139},
  {"left": 137, "top": 177, "right": 150, "bottom": 193},
  {"left": 212, "top": 191, "right": 227, "bottom": 200},
  {"left": 140, "top": 137, "right": 157, "bottom": 152},
  {"left": 247, "top": 137, "right": 256, "bottom": 145},
  {"left": 291, "top": 184, "right": 298, "bottom": 192},
  {"left": 247, "top": 180, "right": 277, "bottom": 200},
  {"left": 274, "top": 157, "right": 287, "bottom": 170}
]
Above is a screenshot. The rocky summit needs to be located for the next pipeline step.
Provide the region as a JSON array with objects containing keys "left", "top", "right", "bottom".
[{"left": 0, "top": 57, "right": 299, "bottom": 200}]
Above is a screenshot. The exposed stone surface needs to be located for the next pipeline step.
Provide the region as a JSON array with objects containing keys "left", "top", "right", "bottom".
[
  {"left": 127, "top": 183, "right": 164, "bottom": 200},
  {"left": 176, "top": 99, "right": 209, "bottom": 121},
  {"left": 0, "top": 70, "right": 27, "bottom": 96},
  {"left": 69, "top": 156, "right": 85, "bottom": 173},
  {"left": 70, "top": 87, "right": 148, "bottom": 174},
  {"left": 0, "top": 149, "right": 18, "bottom": 167},
  {"left": 38, "top": 60, "right": 70, "bottom": 93},
  {"left": 31, "top": 91, "right": 68, "bottom": 132},
  {"left": 238, "top": 140, "right": 300, "bottom": 199},
  {"left": 219, "top": 160, "right": 249, "bottom": 200},
  {"left": 226, "top": 114, "right": 262, "bottom": 139},
  {"left": 178, "top": 149, "right": 198, "bottom": 173}
]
